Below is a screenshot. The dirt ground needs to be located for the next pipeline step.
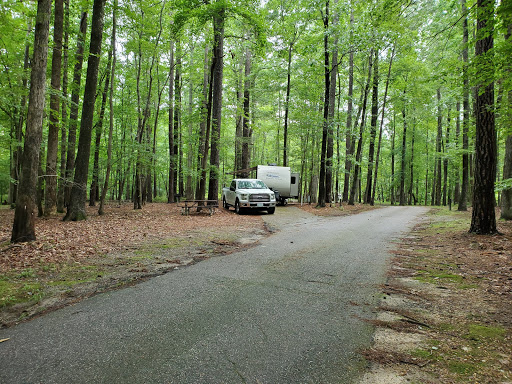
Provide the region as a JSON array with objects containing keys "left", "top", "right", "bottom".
[
  {"left": 1, "top": 203, "right": 511, "bottom": 383},
  {"left": 359, "top": 208, "right": 512, "bottom": 384}
]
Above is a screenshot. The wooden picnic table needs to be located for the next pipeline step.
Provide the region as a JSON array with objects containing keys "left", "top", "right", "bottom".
[{"left": 179, "top": 200, "right": 219, "bottom": 216}]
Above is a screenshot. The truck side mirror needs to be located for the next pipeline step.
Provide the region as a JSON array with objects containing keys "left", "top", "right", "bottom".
[{"left": 230, "top": 186, "right": 235, "bottom": 191}]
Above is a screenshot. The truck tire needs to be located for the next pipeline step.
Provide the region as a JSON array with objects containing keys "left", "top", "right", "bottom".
[
  {"left": 267, "top": 207, "right": 275, "bottom": 214},
  {"left": 223, "top": 197, "right": 229, "bottom": 210},
  {"left": 235, "top": 199, "right": 243, "bottom": 214}
]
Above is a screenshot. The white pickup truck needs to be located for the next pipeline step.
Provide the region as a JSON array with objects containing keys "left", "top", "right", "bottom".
[{"left": 222, "top": 179, "right": 276, "bottom": 214}]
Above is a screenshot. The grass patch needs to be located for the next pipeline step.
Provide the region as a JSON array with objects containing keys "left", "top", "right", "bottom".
[
  {"left": 466, "top": 324, "right": 506, "bottom": 341},
  {"left": 447, "top": 361, "right": 480, "bottom": 376}
]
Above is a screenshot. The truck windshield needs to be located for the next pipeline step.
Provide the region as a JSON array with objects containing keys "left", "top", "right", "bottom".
[{"left": 238, "top": 180, "right": 267, "bottom": 189}]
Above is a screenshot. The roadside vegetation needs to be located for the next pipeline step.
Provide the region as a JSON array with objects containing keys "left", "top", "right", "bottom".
[{"left": 362, "top": 207, "right": 512, "bottom": 383}]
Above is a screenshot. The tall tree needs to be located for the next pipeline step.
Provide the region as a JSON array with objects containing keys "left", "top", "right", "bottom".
[
  {"left": 99, "top": 0, "right": 117, "bottom": 216},
  {"left": 64, "top": 10, "right": 88, "bottom": 207},
  {"left": 64, "top": 0, "right": 106, "bottom": 221},
  {"left": 458, "top": 0, "right": 470, "bottom": 211},
  {"left": 470, "top": 0, "right": 497, "bottom": 234},
  {"left": 365, "top": 50, "right": 379, "bottom": 204},
  {"left": 44, "top": 0, "right": 64, "bottom": 216},
  {"left": 435, "top": 88, "right": 443, "bottom": 206},
  {"left": 207, "top": 5, "right": 225, "bottom": 203},
  {"left": 11, "top": 0, "right": 52, "bottom": 242}
]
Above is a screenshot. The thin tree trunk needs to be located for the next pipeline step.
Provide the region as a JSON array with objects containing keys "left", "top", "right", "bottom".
[
  {"left": 57, "top": 0, "right": 70, "bottom": 213},
  {"left": 459, "top": 0, "right": 470, "bottom": 211},
  {"left": 283, "top": 33, "right": 296, "bottom": 167},
  {"left": 399, "top": 89, "right": 407, "bottom": 206},
  {"left": 443, "top": 109, "right": 451, "bottom": 206},
  {"left": 348, "top": 51, "right": 374, "bottom": 205},
  {"left": 454, "top": 101, "right": 461, "bottom": 203},
  {"left": 90, "top": 51, "right": 112, "bottom": 207},
  {"left": 326, "top": 0, "right": 338, "bottom": 205},
  {"left": 99, "top": 0, "right": 117, "bottom": 216},
  {"left": 168, "top": 38, "right": 175, "bottom": 203},
  {"left": 435, "top": 88, "right": 443, "bottom": 206},
  {"left": 44, "top": 0, "right": 64, "bottom": 216},
  {"left": 500, "top": 18, "right": 512, "bottom": 219},
  {"left": 241, "top": 47, "right": 251, "bottom": 177},
  {"left": 371, "top": 45, "right": 394, "bottom": 206},
  {"left": 365, "top": 50, "right": 379, "bottom": 204},
  {"left": 391, "top": 114, "right": 396, "bottom": 205},
  {"left": 64, "top": 0, "right": 106, "bottom": 221},
  {"left": 11, "top": 0, "right": 51, "bottom": 242},
  {"left": 342, "top": 3, "right": 354, "bottom": 203}
]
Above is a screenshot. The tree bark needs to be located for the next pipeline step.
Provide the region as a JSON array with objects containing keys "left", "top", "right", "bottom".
[
  {"left": 365, "top": 50, "right": 379, "bottom": 204},
  {"left": 168, "top": 38, "right": 175, "bottom": 203},
  {"left": 64, "top": 0, "right": 106, "bottom": 221},
  {"left": 399, "top": 89, "right": 407, "bottom": 206},
  {"left": 207, "top": 7, "right": 225, "bottom": 203},
  {"left": 348, "top": 51, "right": 374, "bottom": 205},
  {"left": 11, "top": 0, "right": 51, "bottom": 242},
  {"left": 64, "top": 10, "right": 88, "bottom": 208},
  {"left": 44, "top": 0, "right": 64, "bottom": 216},
  {"left": 435, "top": 88, "right": 443, "bottom": 206},
  {"left": 470, "top": 0, "right": 497, "bottom": 234},
  {"left": 342, "top": 3, "right": 354, "bottom": 203},
  {"left": 371, "top": 46, "right": 394, "bottom": 206},
  {"left": 99, "top": 0, "right": 117, "bottom": 216},
  {"left": 57, "top": 0, "right": 70, "bottom": 213},
  {"left": 459, "top": 0, "right": 470, "bottom": 211},
  {"left": 241, "top": 47, "right": 252, "bottom": 177},
  {"left": 500, "top": 14, "right": 512, "bottom": 219}
]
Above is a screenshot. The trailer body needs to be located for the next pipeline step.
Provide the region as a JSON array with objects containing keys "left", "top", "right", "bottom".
[{"left": 256, "top": 165, "right": 299, "bottom": 204}]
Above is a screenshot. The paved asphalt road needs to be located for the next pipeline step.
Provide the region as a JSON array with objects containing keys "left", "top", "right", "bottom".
[{"left": 0, "top": 206, "right": 428, "bottom": 384}]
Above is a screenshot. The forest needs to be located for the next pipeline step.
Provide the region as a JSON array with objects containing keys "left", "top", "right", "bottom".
[{"left": 0, "top": 0, "right": 510, "bottom": 242}]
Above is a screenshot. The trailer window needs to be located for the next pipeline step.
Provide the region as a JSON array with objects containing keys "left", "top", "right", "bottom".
[{"left": 291, "top": 176, "right": 297, "bottom": 184}]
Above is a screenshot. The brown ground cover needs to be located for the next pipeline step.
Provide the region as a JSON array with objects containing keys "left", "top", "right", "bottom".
[{"left": 362, "top": 208, "right": 512, "bottom": 383}]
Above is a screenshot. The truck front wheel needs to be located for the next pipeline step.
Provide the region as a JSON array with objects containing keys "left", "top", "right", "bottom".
[
  {"left": 267, "top": 207, "right": 275, "bottom": 214},
  {"left": 235, "top": 199, "right": 243, "bottom": 214}
]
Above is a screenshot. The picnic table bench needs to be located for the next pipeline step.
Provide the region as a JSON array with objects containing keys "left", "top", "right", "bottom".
[{"left": 179, "top": 200, "right": 219, "bottom": 216}]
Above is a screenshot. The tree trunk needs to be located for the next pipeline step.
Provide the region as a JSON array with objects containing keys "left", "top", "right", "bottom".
[
  {"left": 168, "top": 38, "right": 175, "bottom": 203},
  {"left": 349, "top": 51, "right": 374, "bottom": 205},
  {"left": 371, "top": 46, "right": 394, "bottom": 206},
  {"left": 365, "top": 50, "right": 379, "bottom": 204},
  {"left": 454, "top": 101, "right": 461, "bottom": 203},
  {"left": 207, "top": 7, "right": 225, "bottom": 203},
  {"left": 391, "top": 114, "right": 396, "bottom": 205},
  {"left": 325, "top": 0, "right": 338, "bottom": 205},
  {"left": 399, "top": 90, "right": 407, "bottom": 206},
  {"left": 500, "top": 16, "right": 512, "bottom": 219},
  {"left": 64, "top": 0, "right": 106, "bottom": 221},
  {"left": 283, "top": 34, "right": 296, "bottom": 167},
  {"left": 44, "top": 0, "right": 64, "bottom": 216},
  {"left": 318, "top": 0, "right": 330, "bottom": 208},
  {"left": 458, "top": 0, "right": 470, "bottom": 211},
  {"left": 185, "top": 43, "right": 195, "bottom": 200},
  {"left": 11, "top": 0, "right": 51, "bottom": 242},
  {"left": 57, "top": 0, "right": 70, "bottom": 213},
  {"left": 241, "top": 47, "right": 251, "bottom": 177},
  {"left": 443, "top": 109, "right": 451, "bottom": 206},
  {"left": 90, "top": 54, "right": 112, "bottom": 207},
  {"left": 408, "top": 123, "right": 415, "bottom": 205},
  {"left": 342, "top": 4, "right": 354, "bottom": 203},
  {"left": 99, "top": 0, "right": 117, "bottom": 216},
  {"left": 470, "top": 0, "right": 497, "bottom": 234},
  {"left": 196, "top": 43, "right": 212, "bottom": 201},
  {"left": 435, "top": 88, "right": 443, "bottom": 206},
  {"left": 64, "top": 10, "right": 88, "bottom": 208}
]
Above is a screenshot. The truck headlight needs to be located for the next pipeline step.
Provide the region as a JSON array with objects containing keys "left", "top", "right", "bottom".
[
  {"left": 270, "top": 193, "right": 275, "bottom": 200},
  {"left": 240, "top": 194, "right": 249, "bottom": 201}
]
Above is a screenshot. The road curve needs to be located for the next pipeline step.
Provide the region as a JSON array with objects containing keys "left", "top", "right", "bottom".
[{"left": 0, "top": 206, "right": 428, "bottom": 384}]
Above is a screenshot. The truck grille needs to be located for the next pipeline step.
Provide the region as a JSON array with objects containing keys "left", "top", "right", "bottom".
[{"left": 250, "top": 194, "right": 270, "bottom": 202}]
